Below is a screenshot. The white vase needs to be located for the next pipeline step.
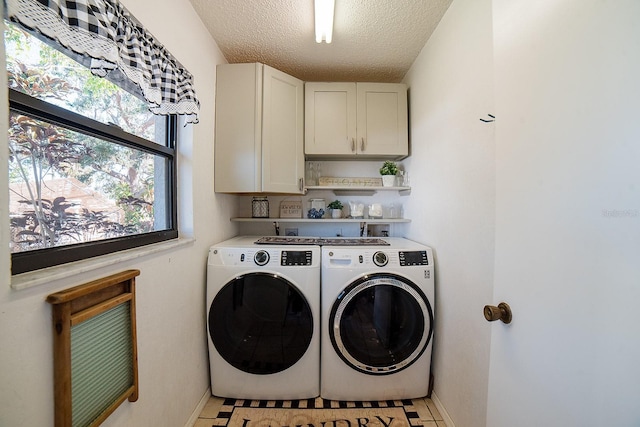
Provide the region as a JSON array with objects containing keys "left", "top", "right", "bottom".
[
  {"left": 381, "top": 175, "right": 396, "bottom": 187},
  {"left": 331, "top": 209, "right": 342, "bottom": 219}
]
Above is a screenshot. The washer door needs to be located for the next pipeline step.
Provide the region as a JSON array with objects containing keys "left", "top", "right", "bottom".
[
  {"left": 330, "top": 273, "right": 433, "bottom": 375},
  {"left": 209, "top": 272, "right": 313, "bottom": 375}
]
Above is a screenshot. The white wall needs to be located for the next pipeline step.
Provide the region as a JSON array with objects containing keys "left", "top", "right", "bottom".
[
  {"left": 402, "top": 0, "right": 494, "bottom": 426},
  {"left": 0, "top": 1, "right": 237, "bottom": 426}
]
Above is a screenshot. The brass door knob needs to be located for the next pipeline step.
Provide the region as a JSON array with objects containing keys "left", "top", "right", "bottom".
[{"left": 484, "top": 302, "right": 512, "bottom": 324}]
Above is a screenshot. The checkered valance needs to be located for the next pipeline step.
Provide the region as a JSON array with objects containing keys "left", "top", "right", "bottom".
[{"left": 5, "top": 0, "right": 200, "bottom": 124}]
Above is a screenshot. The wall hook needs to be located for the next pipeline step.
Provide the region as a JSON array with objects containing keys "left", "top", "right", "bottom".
[{"left": 480, "top": 114, "right": 495, "bottom": 123}]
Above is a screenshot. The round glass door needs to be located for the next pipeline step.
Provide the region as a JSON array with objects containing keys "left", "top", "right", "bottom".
[
  {"left": 209, "top": 272, "right": 313, "bottom": 375},
  {"left": 330, "top": 274, "right": 433, "bottom": 375}
]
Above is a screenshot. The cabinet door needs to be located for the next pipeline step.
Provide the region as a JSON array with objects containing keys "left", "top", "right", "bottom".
[
  {"left": 262, "top": 65, "right": 305, "bottom": 193},
  {"left": 356, "top": 83, "right": 408, "bottom": 158},
  {"left": 214, "top": 63, "right": 262, "bottom": 193},
  {"left": 305, "top": 82, "right": 357, "bottom": 156}
]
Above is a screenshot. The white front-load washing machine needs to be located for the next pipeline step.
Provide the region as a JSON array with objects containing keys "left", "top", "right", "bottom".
[
  {"left": 207, "top": 236, "right": 320, "bottom": 399},
  {"left": 321, "top": 238, "right": 434, "bottom": 401}
]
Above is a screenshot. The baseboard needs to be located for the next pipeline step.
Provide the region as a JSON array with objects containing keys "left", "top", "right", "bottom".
[
  {"left": 185, "top": 388, "right": 212, "bottom": 427},
  {"left": 431, "top": 392, "right": 455, "bottom": 427}
]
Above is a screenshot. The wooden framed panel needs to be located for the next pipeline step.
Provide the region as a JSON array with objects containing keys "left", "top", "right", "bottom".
[{"left": 47, "top": 270, "right": 140, "bottom": 427}]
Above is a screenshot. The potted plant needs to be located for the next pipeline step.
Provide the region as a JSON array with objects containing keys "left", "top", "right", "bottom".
[
  {"left": 379, "top": 161, "right": 399, "bottom": 187},
  {"left": 327, "top": 200, "right": 344, "bottom": 218}
]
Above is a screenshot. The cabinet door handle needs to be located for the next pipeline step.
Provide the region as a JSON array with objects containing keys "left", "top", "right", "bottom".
[
  {"left": 351, "top": 138, "right": 355, "bottom": 152},
  {"left": 299, "top": 178, "right": 304, "bottom": 192},
  {"left": 361, "top": 137, "right": 365, "bottom": 152}
]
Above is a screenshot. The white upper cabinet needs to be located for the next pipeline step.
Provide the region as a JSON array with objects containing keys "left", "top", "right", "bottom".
[
  {"left": 356, "top": 83, "right": 408, "bottom": 158},
  {"left": 215, "top": 63, "right": 304, "bottom": 194},
  {"left": 305, "top": 82, "right": 408, "bottom": 159},
  {"left": 304, "top": 82, "right": 357, "bottom": 156}
]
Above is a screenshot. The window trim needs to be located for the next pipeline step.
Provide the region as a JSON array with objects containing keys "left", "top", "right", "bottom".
[{"left": 9, "top": 88, "right": 179, "bottom": 275}]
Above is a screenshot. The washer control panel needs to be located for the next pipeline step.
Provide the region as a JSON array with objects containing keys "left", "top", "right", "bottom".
[
  {"left": 281, "top": 250, "right": 313, "bottom": 266},
  {"left": 399, "top": 251, "right": 428, "bottom": 266},
  {"left": 209, "top": 246, "right": 319, "bottom": 267}
]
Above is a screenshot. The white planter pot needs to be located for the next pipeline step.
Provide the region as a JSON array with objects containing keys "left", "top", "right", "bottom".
[
  {"left": 381, "top": 175, "right": 396, "bottom": 187},
  {"left": 331, "top": 209, "right": 342, "bottom": 219}
]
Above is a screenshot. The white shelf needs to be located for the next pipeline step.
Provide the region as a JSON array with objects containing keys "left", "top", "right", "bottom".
[
  {"left": 231, "top": 218, "right": 410, "bottom": 223},
  {"left": 304, "top": 185, "right": 411, "bottom": 196}
]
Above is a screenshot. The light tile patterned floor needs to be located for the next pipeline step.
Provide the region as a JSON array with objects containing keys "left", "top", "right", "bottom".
[{"left": 195, "top": 396, "right": 446, "bottom": 427}]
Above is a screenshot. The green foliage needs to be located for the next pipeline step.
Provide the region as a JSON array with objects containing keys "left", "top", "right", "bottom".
[
  {"left": 110, "top": 181, "right": 153, "bottom": 232},
  {"left": 7, "top": 60, "right": 77, "bottom": 101},
  {"left": 5, "top": 23, "right": 155, "bottom": 138},
  {"left": 379, "top": 161, "right": 399, "bottom": 176},
  {"left": 5, "top": 22, "right": 159, "bottom": 252},
  {"left": 8, "top": 112, "right": 92, "bottom": 249},
  {"left": 327, "top": 200, "right": 343, "bottom": 210}
]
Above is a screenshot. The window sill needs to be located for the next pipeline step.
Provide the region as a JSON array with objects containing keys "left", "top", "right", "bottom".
[{"left": 10, "top": 237, "right": 195, "bottom": 291}]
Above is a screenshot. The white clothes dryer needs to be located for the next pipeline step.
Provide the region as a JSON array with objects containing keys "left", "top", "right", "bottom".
[
  {"left": 321, "top": 238, "right": 434, "bottom": 401},
  {"left": 207, "top": 236, "right": 320, "bottom": 399}
]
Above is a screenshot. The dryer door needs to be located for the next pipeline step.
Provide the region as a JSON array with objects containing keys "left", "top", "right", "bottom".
[
  {"left": 209, "top": 272, "right": 313, "bottom": 375},
  {"left": 330, "top": 273, "right": 433, "bottom": 375}
]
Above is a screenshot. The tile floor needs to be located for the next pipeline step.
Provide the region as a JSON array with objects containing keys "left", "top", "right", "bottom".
[{"left": 194, "top": 396, "right": 446, "bottom": 427}]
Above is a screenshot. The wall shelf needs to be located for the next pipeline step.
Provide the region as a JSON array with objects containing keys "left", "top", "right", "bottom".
[
  {"left": 304, "top": 185, "right": 411, "bottom": 196},
  {"left": 231, "top": 217, "right": 410, "bottom": 236},
  {"left": 234, "top": 181, "right": 412, "bottom": 235},
  {"left": 231, "top": 218, "right": 410, "bottom": 223}
]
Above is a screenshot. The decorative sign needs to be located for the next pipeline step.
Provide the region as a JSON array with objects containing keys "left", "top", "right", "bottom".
[
  {"left": 280, "top": 200, "right": 303, "bottom": 218},
  {"left": 318, "top": 177, "right": 383, "bottom": 187}
]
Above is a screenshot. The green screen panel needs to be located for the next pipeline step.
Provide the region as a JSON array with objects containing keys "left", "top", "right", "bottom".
[{"left": 70, "top": 302, "right": 133, "bottom": 427}]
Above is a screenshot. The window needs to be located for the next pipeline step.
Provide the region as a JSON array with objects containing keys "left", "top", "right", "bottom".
[{"left": 6, "top": 22, "right": 178, "bottom": 274}]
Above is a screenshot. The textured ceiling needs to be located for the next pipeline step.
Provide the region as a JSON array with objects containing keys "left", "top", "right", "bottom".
[{"left": 188, "top": 0, "right": 453, "bottom": 83}]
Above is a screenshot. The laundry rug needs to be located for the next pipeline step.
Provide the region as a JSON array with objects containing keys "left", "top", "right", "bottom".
[
  {"left": 210, "top": 398, "right": 423, "bottom": 427},
  {"left": 228, "top": 406, "right": 408, "bottom": 427}
]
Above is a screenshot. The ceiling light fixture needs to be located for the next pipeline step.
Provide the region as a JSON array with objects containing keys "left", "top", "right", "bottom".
[{"left": 315, "top": 0, "right": 335, "bottom": 43}]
